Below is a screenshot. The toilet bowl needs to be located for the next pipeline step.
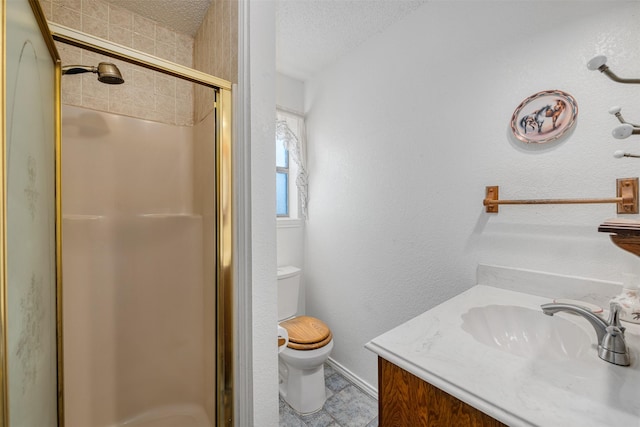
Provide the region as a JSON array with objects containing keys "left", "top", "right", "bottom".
[
  {"left": 278, "top": 267, "right": 334, "bottom": 414},
  {"left": 279, "top": 337, "right": 334, "bottom": 414}
]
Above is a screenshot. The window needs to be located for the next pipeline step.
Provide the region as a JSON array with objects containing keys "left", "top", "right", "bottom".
[
  {"left": 276, "top": 138, "right": 289, "bottom": 217},
  {"left": 276, "top": 111, "right": 307, "bottom": 220}
]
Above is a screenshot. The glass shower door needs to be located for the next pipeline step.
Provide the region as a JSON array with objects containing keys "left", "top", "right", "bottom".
[{"left": 4, "top": 0, "right": 60, "bottom": 425}]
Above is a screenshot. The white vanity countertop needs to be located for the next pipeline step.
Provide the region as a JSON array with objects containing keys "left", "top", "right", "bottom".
[{"left": 365, "top": 283, "right": 640, "bottom": 427}]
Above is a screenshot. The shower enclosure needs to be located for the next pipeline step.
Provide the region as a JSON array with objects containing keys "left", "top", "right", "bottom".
[
  {"left": 54, "top": 28, "right": 233, "bottom": 427},
  {"left": 2, "top": 1, "right": 233, "bottom": 425}
]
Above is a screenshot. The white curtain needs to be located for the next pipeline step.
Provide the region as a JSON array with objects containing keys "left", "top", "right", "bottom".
[{"left": 276, "top": 109, "right": 309, "bottom": 218}]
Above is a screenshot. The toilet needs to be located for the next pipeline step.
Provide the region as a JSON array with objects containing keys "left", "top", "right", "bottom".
[{"left": 278, "top": 266, "right": 334, "bottom": 414}]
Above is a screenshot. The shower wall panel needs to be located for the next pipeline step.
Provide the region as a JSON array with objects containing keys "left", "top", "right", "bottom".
[
  {"left": 63, "top": 215, "right": 204, "bottom": 426},
  {"left": 62, "top": 105, "right": 209, "bottom": 426},
  {"left": 62, "top": 105, "right": 193, "bottom": 215}
]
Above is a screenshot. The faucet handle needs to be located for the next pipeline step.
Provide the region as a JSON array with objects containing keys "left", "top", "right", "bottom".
[
  {"left": 607, "top": 302, "right": 626, "bottom": 334},
  {"left": 600, "top": 323, "right": 630, "bottom": 365}
]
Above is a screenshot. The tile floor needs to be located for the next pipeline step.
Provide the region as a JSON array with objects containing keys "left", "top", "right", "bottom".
[{"left": 279, "top": 363, "right": 378, "bottom": 427}]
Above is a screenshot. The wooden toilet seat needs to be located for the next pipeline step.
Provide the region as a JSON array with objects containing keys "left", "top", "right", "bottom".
[{"left": 280, "top": 315, "right": 332, "bottom": 351}]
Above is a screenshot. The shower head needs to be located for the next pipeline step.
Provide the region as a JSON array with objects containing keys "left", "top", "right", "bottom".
[
  {"left": 62, "top": 62, "right": 124, "bottom": 84},
  {"left": 96, "top": 62, "right": 125, "bottom": 84}
]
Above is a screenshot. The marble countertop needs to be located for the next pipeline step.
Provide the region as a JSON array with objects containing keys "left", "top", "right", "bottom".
[{"left": 366, "top": 277, "right": 640, "bottom": 427}]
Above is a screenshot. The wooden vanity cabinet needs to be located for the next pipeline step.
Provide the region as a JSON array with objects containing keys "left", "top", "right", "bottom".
[{"left": 378, "top": 357, "right": 507, "bottom": 427}]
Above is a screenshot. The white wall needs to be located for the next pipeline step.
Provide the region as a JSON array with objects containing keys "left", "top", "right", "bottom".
[
  {"left": 277, "top": 73, "right": 305, "bottom": 114},
  {"left": 303, "top": 1, "right": 640, "bottom": 389},
  {"left": 249, "top": 0, "right": 279, "bottom": 425}
]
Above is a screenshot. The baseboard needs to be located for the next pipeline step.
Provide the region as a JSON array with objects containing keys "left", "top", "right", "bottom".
[{"left": 326, "top": 357, "right": 378, "bottom": 400}]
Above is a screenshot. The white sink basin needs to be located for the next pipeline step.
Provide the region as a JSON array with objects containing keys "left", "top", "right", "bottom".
[
  {"left": 367, "top": 278, "right": 640, "bottom": 427},
  {"left": 461, "top": 304, "right": 593, "bottom": 360}
]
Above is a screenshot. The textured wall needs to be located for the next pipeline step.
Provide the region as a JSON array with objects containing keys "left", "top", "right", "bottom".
[
  {"left": 277, "top": 73, "right": 305, "bottom": 113},
  {"left": 40, "top": 0, "right": 195, "bottom": 126},
  {"left": 303, "top": 1, "right": 640, "bottom": 389},
  {"left": 248, "top": 0, "right": 279, "bottom": 425}
]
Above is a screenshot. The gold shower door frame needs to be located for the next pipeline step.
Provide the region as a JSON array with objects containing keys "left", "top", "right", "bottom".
[
  {"left": 0, "top": 8, "right": 234, "bottom": 423},
  {"left": 50, "top": 32, "right": 235, "bottom": 427}
]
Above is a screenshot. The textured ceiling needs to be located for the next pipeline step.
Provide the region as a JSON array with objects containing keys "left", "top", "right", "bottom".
[
  {"left": 276, "top": 0, "right": 428, "bottom": 81},
  {"left": 103, "top": 0, "right": 426, "bottom": 81},
  {"left": 105, "top": 0, "right": 212, "bottom": 36}
]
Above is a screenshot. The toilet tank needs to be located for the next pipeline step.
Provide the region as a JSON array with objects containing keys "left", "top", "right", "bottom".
[{"left": 278, "top": 266, "right": 301, "bottom": 321}]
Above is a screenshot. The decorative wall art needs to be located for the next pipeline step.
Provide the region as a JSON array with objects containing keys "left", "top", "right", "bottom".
[{"left": 511, "top": 90, "right": 578, "bottom": 144}]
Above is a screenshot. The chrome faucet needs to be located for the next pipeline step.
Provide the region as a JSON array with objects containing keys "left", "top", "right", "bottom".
[{"left": 541, "top": 301, "right": 630, "bottom": 366}]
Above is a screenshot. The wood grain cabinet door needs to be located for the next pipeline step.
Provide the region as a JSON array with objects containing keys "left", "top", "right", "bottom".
[{"left": 378, "top": 358, "right": 507, "bottom": 427}]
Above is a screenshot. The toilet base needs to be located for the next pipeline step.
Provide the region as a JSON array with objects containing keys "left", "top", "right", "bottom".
[{"left": 279, "top": 361, "right": 327, "bottom": 414}]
